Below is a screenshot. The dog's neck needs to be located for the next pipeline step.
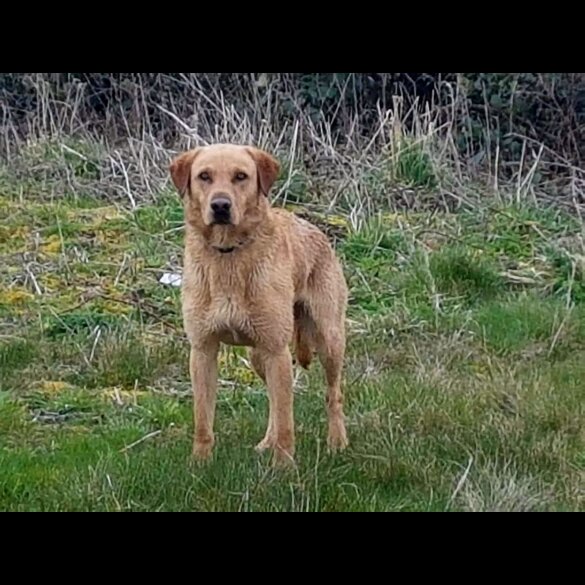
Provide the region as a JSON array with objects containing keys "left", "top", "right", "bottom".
[
  {"left": 187, "top": 210, "right": 276, "bottom": 258},
  {"left": 209, "top": 233, "right": 252, "bottom": 254},
  {"left": 202, "top": 224, "right": 257, "bottom": 255}
]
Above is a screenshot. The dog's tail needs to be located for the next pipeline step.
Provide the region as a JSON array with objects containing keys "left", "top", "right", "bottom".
[{"left": 293, "top": 302, "right": 316, "bottom": 370}]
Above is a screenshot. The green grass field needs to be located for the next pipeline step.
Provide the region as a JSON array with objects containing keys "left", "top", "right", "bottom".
[{"left": 1, "top": 174, "right": 584, "bottom": 512}]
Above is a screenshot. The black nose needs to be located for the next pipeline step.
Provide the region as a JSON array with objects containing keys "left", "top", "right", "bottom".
[{"left": 211, "top": 198, "right": 232, "bottom": 214}]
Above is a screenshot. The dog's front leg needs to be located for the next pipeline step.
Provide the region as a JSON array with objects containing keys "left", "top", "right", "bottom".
[
  {"left": 261, "top": 346, "right": 295, "bottom": 466},
  {"left": 190, "top": 340, "right": 220, "bottom": 460}
]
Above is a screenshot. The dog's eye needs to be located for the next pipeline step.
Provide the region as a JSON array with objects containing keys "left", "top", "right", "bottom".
[
  {"left": 199, "top": 172, "right": 211, "bottom": 182},
  {"left": 234, "top": 172, "right": 248, "bottom": 182}
]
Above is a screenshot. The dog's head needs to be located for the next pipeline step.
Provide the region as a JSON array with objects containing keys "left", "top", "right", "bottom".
[{"left": 169, "top": 144, "right": 280, "bottom": 228}]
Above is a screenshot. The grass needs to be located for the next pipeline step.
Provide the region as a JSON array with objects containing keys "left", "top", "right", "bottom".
[
  {"left": 1, "top": 75, "right": 585, "bottom": 510},
  {"left": 1, "top": 164, "right": 584, "bottom": 512}
]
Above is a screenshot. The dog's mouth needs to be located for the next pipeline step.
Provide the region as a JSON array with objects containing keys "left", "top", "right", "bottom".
[
  {"left": 205, "top": 212, "right": 234, "bottom": 227},
  {"left": 211, "top": 216, "right": 232, "bottom": 225}
]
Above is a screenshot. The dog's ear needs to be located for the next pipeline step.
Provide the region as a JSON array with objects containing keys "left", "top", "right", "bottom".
[
  {"left": 169, "top": 148, "right": 201, "bottom": 197},
  {"left": 247, "top": 147, "right": 280, "bottom": 197}
]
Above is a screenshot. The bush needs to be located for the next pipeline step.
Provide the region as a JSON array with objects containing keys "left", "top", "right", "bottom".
[{"left": 1, "top": 72, "right": 583, "bottom": 173}]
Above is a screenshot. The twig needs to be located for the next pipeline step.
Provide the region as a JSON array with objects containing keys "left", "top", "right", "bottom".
[
  {"left": 120, "top": 429, "right": 163, "bottom": 453},
  {"left": 88, "top": 327, "right": 102, "bottom": 363},
  {"left": 98, "top": 293, "right": 181, "bottom": 331},
  {"left": 447, "top": 456, "right": 474, "bottom": 510},
  {"left": 548, "top": 305, "right": 574, "bottom": 357},
  {"left": 24, "top": 264, "right": 43, "bottom": 295},
  {"left": 58, "top": 295, "right": 96, "bottom": 315}
]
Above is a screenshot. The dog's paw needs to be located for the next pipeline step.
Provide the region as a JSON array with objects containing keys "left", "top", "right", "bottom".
[
  {"left": 255, "top": 423, "right": 278, "bottom": 453},
  {"left": 192, "top": 439, "right": 214, "bottom": 461},
  {"left": 272, "top": 446, "right": 297, "bottom": 469},
  {"left": 255, "top": 434, "right": 277, "bottom": 453},
  {"left": 327, "top": 425, "right": 349, "bottom": 453}
]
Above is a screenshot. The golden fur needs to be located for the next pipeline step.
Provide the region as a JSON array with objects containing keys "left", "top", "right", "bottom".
[{"left": 169, "top": 143, "right": 348, "bottom": 465}]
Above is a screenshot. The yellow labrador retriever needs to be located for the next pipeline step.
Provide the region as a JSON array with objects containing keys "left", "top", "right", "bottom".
[{"left": 169, "top": 143, "right": 348, "bottom": 465}]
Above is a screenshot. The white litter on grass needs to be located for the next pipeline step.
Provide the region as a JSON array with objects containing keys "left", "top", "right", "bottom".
[{"left": 159, "top": 272, "right": 182, "bottom": 287}]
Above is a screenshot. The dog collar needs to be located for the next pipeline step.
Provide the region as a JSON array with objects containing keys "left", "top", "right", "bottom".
[{"left": 211, "top": 236, "right": 253, "bottom": 254}]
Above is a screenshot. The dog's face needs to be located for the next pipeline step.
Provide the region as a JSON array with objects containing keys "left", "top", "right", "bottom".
[{"left": 169, "top": 144, "right": 280, "bottom": 227}]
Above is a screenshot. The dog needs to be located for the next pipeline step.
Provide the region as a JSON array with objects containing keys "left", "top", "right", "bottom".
[{"left": 169, "top": 143, "right": 348, "bottom": 466}]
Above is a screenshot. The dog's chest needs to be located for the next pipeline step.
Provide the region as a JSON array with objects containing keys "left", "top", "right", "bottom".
[
  {"left": 183, "top": 255, "right": 290, "bottom": 347},
  {"left": 208, "top": 289, "right": 262, "bottom": 346},
  {"left": 210, "top": 291, "right": 247, "bottom": 324},
  {"left": 189, "top": 264, "right": 256, "bottom": 330}
]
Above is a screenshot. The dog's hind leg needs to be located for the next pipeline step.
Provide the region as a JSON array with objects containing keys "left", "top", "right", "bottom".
[
  {"left": 293, "top": 302, "right": 317, "bottom": 369},
  {"left": 308, "top": 297, "right": 348, "bottom": 452}
]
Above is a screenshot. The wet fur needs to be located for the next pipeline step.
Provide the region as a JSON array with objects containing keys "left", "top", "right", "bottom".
[{"left": 170, "top": 143, "right": 349, "bottom": 466}]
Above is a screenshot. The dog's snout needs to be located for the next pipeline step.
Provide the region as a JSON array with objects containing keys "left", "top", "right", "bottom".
[
  {"left": 211, "top": 198, "right": 232, "bottom": 213},
  {"left": 210, "top": 194, "right": 233, "bottom": 224}
]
